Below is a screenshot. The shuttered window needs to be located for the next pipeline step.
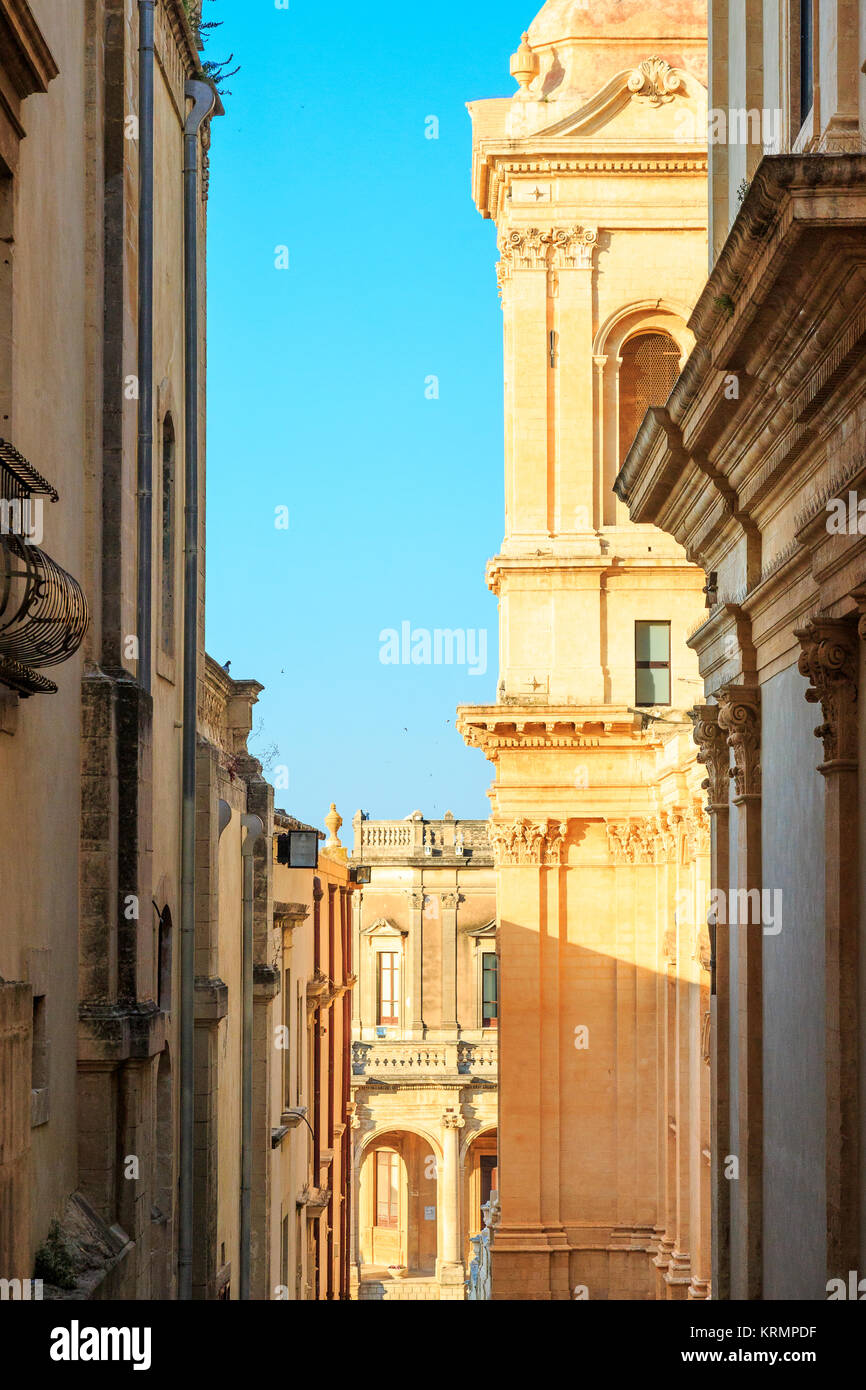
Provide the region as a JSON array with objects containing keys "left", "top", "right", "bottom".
[{"left": 619, "top": 332, "right": 681, "bottom": 462}]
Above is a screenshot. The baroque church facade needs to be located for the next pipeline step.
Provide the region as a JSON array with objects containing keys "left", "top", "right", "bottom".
[{"left": 458, "top": 0, "right": 715, "bottom": 1299}]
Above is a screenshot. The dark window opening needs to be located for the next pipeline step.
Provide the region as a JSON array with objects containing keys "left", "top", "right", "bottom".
[
  {"left": 482, "top": 952, "right": 499, "bottom": 1028},
  {"left": 635, "top": 620, "right": 671, "bottom": 707},
  {"left": 31, "top": 994, "right": 47, "bottom": 1091},
  {"left": 160, "top": 414, "right": 176, "bottom": 657},
  {"left": 157, "top": 907, "right": 172, "bottom": 1013}
]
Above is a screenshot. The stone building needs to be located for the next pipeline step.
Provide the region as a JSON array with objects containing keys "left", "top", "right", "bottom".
[
  {"left": 0, "top": 0, "right": 218, "bottom": 1296},
  {"left": 349, "top": 812, "right": 497, "bottom": 1301},
  {"left": 615, "top": 0, "right": 866, "bottom": 1301},
  {"left": 457, "top": 1, "right": 714, "bottom": 1299},
  {"left": 0, "top": 0, "right": 328, "bottom": 1302},
  {"left": 271, "top": 805, "right": 355, "bottom": 1301}
]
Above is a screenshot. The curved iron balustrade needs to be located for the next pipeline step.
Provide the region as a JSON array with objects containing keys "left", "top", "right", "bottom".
[{"left": 0, "top": 534, "right": 89, "bottom": 669}]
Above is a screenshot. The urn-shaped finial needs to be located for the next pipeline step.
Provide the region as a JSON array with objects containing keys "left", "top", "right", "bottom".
[
  {"left": 510, "top": 32, "right": 539, "bottom": 90},
  {"left": 324, "top": 802, "right": 344, "bottom": 855}
]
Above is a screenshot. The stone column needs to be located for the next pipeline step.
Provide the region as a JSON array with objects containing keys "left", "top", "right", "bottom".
[
  {"left": 439, "top": 1106, "right": 465, "bottom": 1287},
  {"left": 440, "top": 892, "right": 459, "bottom": 1033},
  {"left": 796, "top": 616, "right": 860, "bottom": 1281},
  {"left": 717, "top": 684, "right": 762, "bottom": 1301},
  {"left": 691, "top": 704, "right": 732, "bottom": 1300},
  {"left": 407, "top": 891, "right": 424, "bottom": 1040}
]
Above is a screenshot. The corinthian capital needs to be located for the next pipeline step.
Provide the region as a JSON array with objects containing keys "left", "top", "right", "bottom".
[
  {"left": 550, "top": 225, "right": 597, "bottom": 270},
  {"left": 690, "top": 704, "right": 730, "bottom": 811},
  {"left": 716, "top": 685, "right": 761, "bottom": 799},
  {"left": 794, "top": 617, "right": 859, "bottom": 766}
]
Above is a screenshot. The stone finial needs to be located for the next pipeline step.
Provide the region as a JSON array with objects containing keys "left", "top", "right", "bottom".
[
  {"left": 324, "top": 803, "right": 347, "bottom": 860},
  {"left": 510, "top": 32, "right": 539, "bottom": 91}
]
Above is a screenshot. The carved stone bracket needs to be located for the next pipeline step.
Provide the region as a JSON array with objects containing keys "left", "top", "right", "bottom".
[
  {"left": 690, "top": 704, "right": 731, "bottom": 812},
  {"left": 794, "top": 616, "right": 859, "bottom": 767},
  {"left": 490, "top": 817, "right": 568, "bottom": 866},
  {"left": 716, "top": 686, "right": 761, "bottom": 799}
]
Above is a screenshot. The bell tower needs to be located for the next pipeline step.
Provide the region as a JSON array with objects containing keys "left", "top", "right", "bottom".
[{"left": 459, "top": 0, "right": 714, "bottom": 1300}]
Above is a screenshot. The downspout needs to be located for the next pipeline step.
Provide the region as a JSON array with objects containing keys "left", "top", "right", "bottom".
[
  {"left": 178, "top": 76, "right": 216, "bottom": 1303},
  {"left": 136, "top": 1, "right": 155, "bottom": 692},
  {"left": 240, "top": 813, "right": 264, "bottom": 1300}
]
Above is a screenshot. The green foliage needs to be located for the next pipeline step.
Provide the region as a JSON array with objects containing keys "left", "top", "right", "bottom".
[
  {"left": 182, "top": 0, "right": 240, "bottom": 97},
  {"left": 713, "top": 294, "right": 735, "bottom": 320},
  {"left": 34, "top": 1220, "right": 76, "bottom": 1291}
]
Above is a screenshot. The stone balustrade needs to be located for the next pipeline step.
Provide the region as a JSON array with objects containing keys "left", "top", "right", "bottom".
[{"left": 352, "top": 1039, "right": 498, "bottom": 1081}]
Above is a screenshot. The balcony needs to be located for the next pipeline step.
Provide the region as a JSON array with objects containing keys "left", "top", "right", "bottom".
[
  {"left": 352, "top": 1039, "right": 497, "bottom": 1084},
  {"left": 0, "top": 440, "right": 88, "bottom": 696}
]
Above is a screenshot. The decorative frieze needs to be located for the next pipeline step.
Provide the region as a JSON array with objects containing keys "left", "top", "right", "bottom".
[
  {"left": 794, "top": 617, "right": 859, "bottom": 766},
  {"left": 716, "top": 686, "right": 761, "bottom": 799},
  {"left": 497, "top": 224, "right": 597, "bottom": 284},
  {"left": 490, "top": 818, "right": 569, "bottom": 866},
  {"left": 605, "top": 808, "right": 705, "bottom": 865}
]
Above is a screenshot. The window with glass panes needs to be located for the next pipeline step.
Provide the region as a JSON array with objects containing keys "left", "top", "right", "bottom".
[
  {"left": 635, "top": 621, "right": 671, "bottom": 706},
  {"left": 482, "top": 952, "right": 498, "bottom": 1028},
  {"left": 375, "top": 1150, "right": 399, "bottom": 1227},
  {"left": 377, "top": 951, "right": 400, "bottom": 1026}
]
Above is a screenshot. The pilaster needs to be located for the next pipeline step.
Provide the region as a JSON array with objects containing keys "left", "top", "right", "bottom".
[
  {"left": 717, "top": 684, "right": 762, "bottom": 1301},
  {"left": 795, "top": 615, "right": 860, "bottom": 1282},
  {"left": 691, "top": 703, "right": 731, "bottom": 1300}
]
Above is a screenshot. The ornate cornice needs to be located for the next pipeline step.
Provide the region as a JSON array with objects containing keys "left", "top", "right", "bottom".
[
  {"left": 690, "top": 704, "right": 730, "bottom": 812},
  {"left": 716, "top": 686, "right": 761, "bottom": 799},
  {"left": 794, "top": 617, "right": 859, "bottom": 766},
  {"left": 490, "top": 818, "right": 568, "bottom": 867}
]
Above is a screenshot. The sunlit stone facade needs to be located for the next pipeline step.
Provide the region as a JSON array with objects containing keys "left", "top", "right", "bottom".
[{"left": 458, "top": 0, "right": 713, "bottom": 1299}]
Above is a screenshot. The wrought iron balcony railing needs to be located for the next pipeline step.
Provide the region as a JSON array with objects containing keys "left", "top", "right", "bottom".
[{"left": 0, "top": 440, "right": 89, "bottom": 696}]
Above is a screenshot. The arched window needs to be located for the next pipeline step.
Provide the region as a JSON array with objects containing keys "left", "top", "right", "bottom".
[
  {"left": 618, "top": 332, "right": 681, "bottom": 463},
  {"left": 157, "top": 905, "right": 172, "bottom": 1013},
  {"left": 160, "top": 414, "right": 176, "bottom": 657}
]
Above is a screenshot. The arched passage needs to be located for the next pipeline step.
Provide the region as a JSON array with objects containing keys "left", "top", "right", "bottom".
[{"left": 358, "top": 1128, "right": 438, "bottom": 1278}]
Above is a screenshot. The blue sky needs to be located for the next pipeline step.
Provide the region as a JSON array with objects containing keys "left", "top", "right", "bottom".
[{"left": 204, "top": 0, "right": 535, "bottom": 832}]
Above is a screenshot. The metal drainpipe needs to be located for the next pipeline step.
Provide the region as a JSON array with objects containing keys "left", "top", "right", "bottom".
[
  {"left": 136, "top": 1, "right": 155, "bottom": 693},
  {"left": 240, "top": 813, "right": 264, "bottom": 1299},
  {"left": 178, "top": 76, "right": 216, "bottom": 1303}
]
